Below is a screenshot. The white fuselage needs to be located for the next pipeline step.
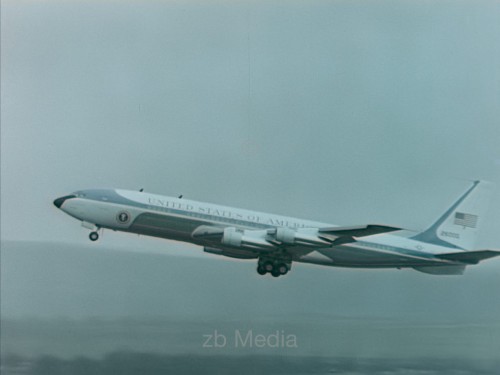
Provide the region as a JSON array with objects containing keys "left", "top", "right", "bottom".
[{"left": 55, "top": 188, "right": 458, "bottom": 270}]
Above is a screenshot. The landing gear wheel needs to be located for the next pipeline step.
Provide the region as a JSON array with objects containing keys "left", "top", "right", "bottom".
[
  {"left": 263, "top": 261, "right": 274, "bottom": 273},
  {"left": 257, "top": 265, "right": 267, "bottom": 275},
  {"left": 89, "top": 231, "right": 99, "bottom": 241},
  {"left": 276, "top": 263, "right": 288, "bottom": 275},
  {"left": 257, "top": 257, "right": 291, "bottom": 278}
]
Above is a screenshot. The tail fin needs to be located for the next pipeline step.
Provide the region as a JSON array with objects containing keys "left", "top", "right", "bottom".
[{"left": 412, "top": 181, "right": 494, "bottom": 250}]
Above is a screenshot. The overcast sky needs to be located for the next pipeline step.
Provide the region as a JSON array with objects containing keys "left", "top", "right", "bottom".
[
  {"left": 2, "top": 0, "right": 500, "bottom": 254},
  {"left": 2, "top": 3, "right": 500, "bottom": 371}
]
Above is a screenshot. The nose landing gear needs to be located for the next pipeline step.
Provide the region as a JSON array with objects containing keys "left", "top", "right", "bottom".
[
  {"left": 89, "top": 231, "right": 99, "bottom": 241},
  {"left": 82, "top": 221, "right": 100, "bottom": 242}
]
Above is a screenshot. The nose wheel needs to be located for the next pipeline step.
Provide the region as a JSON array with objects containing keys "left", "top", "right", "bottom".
[{"left": 89, "top": 231, "right": 99, "bottom": 241}]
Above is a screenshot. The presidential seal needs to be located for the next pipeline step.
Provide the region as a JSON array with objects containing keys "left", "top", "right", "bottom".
[{"left": 116, "top": 211, "right": 130, "bottom": 224}]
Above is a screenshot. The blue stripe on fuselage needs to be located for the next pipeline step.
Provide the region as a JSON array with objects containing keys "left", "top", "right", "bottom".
[{"left": 76, "top": 189, "right": 445, "bottom": 264}]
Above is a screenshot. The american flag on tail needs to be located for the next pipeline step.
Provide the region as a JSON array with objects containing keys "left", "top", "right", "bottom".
[{"left": 454, "top": 212, "right": 478, "bottom": 228}]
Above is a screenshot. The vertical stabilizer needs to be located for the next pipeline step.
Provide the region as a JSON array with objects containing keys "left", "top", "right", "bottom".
[{"left": 412, "top": 181, "right": 494, "bottom": 250}]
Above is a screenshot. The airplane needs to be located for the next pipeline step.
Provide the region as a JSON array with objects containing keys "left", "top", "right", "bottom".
[{"left": 53, "top": 180, "right": 500, "bottom": 277}]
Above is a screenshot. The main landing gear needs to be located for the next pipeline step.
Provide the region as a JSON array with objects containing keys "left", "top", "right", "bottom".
[{"left": 257, "top": 258, "right": 291, "bottom": 278}]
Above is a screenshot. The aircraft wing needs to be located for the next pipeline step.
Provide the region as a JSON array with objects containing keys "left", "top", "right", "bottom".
[
  {"left": 191, "top": 224, "right": 401, "bottom": 256},
  {"left": 318, "top": 224, "right": 401, "bottom": 237},
  {"left": 317, "top": 224, "right": 401, "bottom": 245}
]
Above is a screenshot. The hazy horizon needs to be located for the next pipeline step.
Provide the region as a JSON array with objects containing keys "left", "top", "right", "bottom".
[
  {"left": 2, "top": 241, "right": 500, "bottom": 360},
  {"left": 2, "top": 1, "right": 499, "bottom": 374}
]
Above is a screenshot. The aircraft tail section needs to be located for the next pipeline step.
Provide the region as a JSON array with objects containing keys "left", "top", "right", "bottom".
[
  {"left": 412, "top": 181, "right": 494, "bottom": 250},
  {"left": 413, "top": 249, "right": 500, "bottom": 275},
  {"left": 435, "top": 250, "right": 500, "bottom": 264}
]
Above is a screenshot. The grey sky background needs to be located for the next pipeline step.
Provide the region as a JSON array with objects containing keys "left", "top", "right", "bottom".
[
  {"left": 2, "top": 2, "right": 500, "bottom": 371},
  {"left": 2, "top": 0, "right": 500, "bottom": 252}
]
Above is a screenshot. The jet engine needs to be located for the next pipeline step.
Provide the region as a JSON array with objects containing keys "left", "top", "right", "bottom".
[
  {"left": 274, "top": 227, "right": 331, "bottom": 246},
  {"left": 221, "top": 227, "right": 275, "bottom": 250}
]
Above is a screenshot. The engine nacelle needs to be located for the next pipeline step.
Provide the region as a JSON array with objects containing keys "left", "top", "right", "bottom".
[
  {"left": 221, "top": 227, "right": 275, "bottom": 250},
  {"left": 275, "top": 227, "right": 296, "bottom": 244},
  {"left": 275, "top": 227, "right": 331, "bottom": 246}
]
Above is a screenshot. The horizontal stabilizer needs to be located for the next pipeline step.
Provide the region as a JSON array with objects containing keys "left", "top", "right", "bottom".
[
  {"left": 435, "top": 250, "right": 500, "bottom": 264},
  {"left": 319, "top": 224, "right": 401, "bottom": 238},
  {"left": 413, "top": 265, "right": 466, "bottom": 275}
]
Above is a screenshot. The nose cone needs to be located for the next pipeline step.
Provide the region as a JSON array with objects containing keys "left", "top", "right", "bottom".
[{"left": 53, "top": 195, "right": 76, "bottom": 209}]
